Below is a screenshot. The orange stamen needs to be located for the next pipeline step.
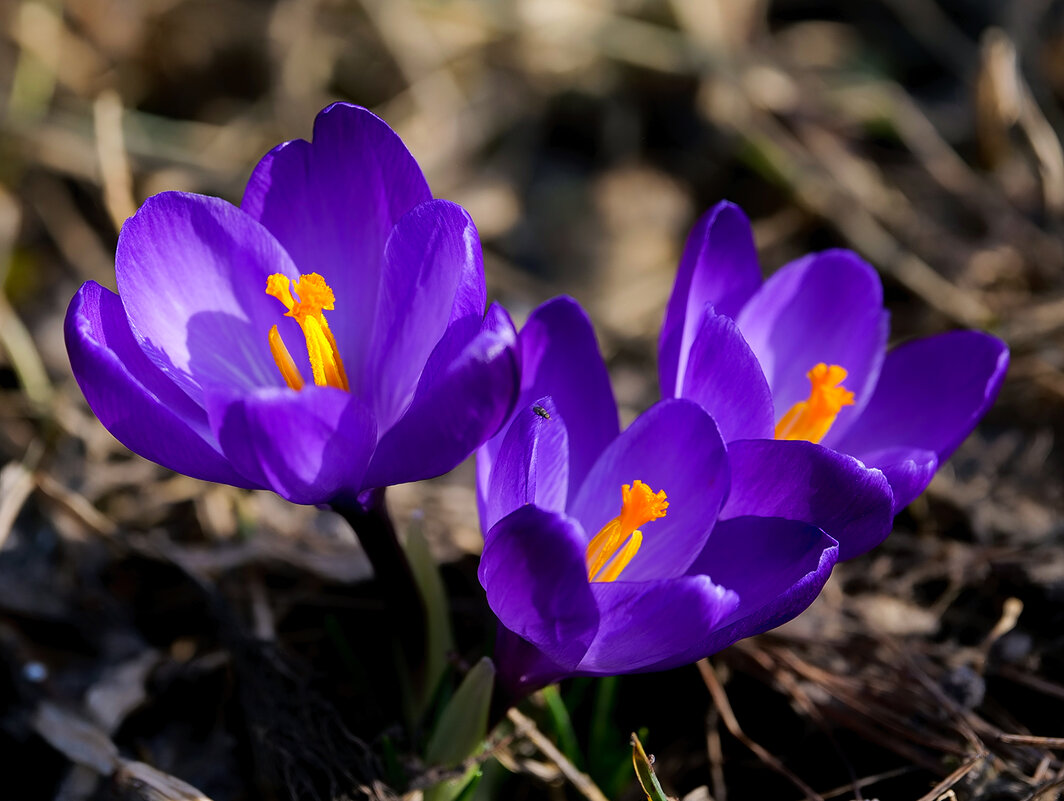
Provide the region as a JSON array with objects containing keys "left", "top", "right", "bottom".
[
  {"left": 774, "top": 363, "right": 854, "bottom": 443},
  {"left": 268, "top": 325, "right": 305, "bottom": 391},
  {"left": 266, "top": 273, "right": 349, "bottom": 391},
  {"left": 585, "top": 480, "right": 668, "bottom": 583}
]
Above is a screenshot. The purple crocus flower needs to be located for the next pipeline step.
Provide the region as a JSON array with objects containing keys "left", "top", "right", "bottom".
[
  {"left": 66, "top": 103, "right": 519, "bottom": 506},
  {"left": 477, "top": 297, "right": 857, "bottom": 699},
  {"left": 660, "top": 201, "right": 1009, "bottom": 557}
]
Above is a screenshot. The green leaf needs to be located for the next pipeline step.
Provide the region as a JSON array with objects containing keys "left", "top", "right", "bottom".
[
  {"left": 403, "top": 516, "right": 455, "bottom": 716},
  {"left": 426, "top": 657, "right": 495, "bottom": 768},
  {"left": 631, "top": 733, "right": 673, "bottom": 801},
  {"left": 423, "top": 659, "right": 495, "bottom": 801},
  {"left": 541, "top": 685, "right": 583, "bottom": 769},
  {"left": 425, "top": 766, "right": 483, "bottom": 801}
]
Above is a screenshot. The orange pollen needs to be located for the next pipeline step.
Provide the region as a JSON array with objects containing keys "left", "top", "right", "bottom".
[
  {"left": 265, "top": 273, "right": 349, "bottom": 392},
  {"left": 585, "top": 480, "right": 668, "bottom": 583},
  {"left": 774, "top": 363, "right": 854, "bottom": 443}
]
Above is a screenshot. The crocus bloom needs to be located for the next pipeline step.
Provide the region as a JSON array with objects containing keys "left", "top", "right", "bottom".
[
  {"left": 66, "top": 103, "right": 519, "bottom": 505},
  {"left": 477, "top": 297, "right": 868, "bottom": 698},
  {"left": 660, "top": 201, "right": 1008, "bottom": 556}
]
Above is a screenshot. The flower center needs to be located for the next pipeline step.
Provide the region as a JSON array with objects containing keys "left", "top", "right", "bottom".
[
  {"left": 585, "top": 480, "right": 668, "bottom": 583},
  {"left": 774, "top": 363, "right": 854, "bottom": 443},
  {"left": 266, "top": 273, "right": 349, "bottom": 392}
]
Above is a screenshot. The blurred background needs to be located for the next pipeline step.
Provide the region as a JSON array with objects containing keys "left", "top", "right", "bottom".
[{"left": 3, "top": 1, "right": 1064, "bottom": 799}]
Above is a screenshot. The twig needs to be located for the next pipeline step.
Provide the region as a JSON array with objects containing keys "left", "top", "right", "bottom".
[
  {"left": 506, "top": 707, "right": 611, "bottom": 801},
  {"left": 35, "top": 471, "right": 119, "bottom": 538},
  {"left": 1001, "top": 735, "right": 1064, "bottom": 751},
  {"left": 742, "top": 643, "right": 865, "bottom": 799},
  {"left": 0, "top": 442, "right": 41, "bottom": 548},
  {"left": 818, "top": 766, "right": 920, "bottom": 800},
  {"left": 705, "top": 706, "right": 726, "bottom": 801},
  {"left": 697, "top": 658, "right": 826, "bottom": 801},
  {"left": 93, "top": 89, "right": 137, "bottom": 232},
  {"left": 1024, "top": 773, "right": 1064, "bottom": 801},
  {"left": 981, "top": 29, "right": 1064, "bottom": 215},
  {"left": 913, "top": 753, "right": 988, "bottom": 801}
]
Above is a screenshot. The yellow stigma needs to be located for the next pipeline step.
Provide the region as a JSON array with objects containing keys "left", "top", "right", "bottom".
[
  {"left": 266, "top": 273, "right": 349, "bottom": 391},
  {"left": 774, "top": 363, "right": 854, "bottom": 443},
  {"left": 585, "top": 480, "right": 668, "bottom": 583}
]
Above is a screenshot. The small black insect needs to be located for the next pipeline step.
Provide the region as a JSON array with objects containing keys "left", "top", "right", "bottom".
[{"left": 532, "top": 405, "right": 550, "bottom": 420}]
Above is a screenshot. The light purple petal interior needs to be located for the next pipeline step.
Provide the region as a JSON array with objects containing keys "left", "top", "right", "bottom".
[
  {"left": 115, "top": 191, "right": 299, "bottom": 405},
  {"left": 660, "top": 201, "right": 762, "bottom": 396},
  {"left": 679, "top": 307, "right": 775, "bottom": 441},
  {"left": 735, "top": 249, "right": 888, "bottom": 443},
  {"left": 242, "top": 103, "right": 433, "bottom": 384},
  {"left": 570, "top": 399, "right": 728, "bottom": 582}
]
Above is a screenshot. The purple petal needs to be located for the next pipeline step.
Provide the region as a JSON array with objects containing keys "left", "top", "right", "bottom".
[
  {"left": 364, "top": 200, "right": 484, "bottom": 426},
  {"left": 570, "top": 399, "right": 728, "bottom": 582},
  {"left": 205, "top": 385, "right": 376, "bottom": 505},
  {"left": 835, "top": 331, "right": 1009, "bottom": 467},
  {"left": 115, "top": 191, "right": 299, "bottom": 405},
  {"left": 493, "top": 626, "right": 572, "bottom": 700},
  {"left": 678, "top": 308, "right": 775, "bottom": 441},
  {"left": 479, "top": 505, "right": 598, "bottom": 670},
  {"left": 242, "top": 103, "right": 432, "bottom": 378},
  {"left": 659, "top": 202, "right": 762, "bottom": 395},
  {"left": 484, "top": 397, "right": 570, "bottom": 533},
  {"left": 66, "top": 282, "right": 255, "bottom": 488},
  {"left": 857, "top": 447, "right": 939, "bottom": 512},
  {"left": 735, "top": 250, "right": 888, "bottom": 443},
  {"left": 682, "top": 516, "right": 838, "bottom": 657},
  {"left": 721, "top": 439, "right": 894, "bottom": 560},
  {"left": 477, "top": 297, "right": 617, "bottom": 520},
  {"left": 576, "top": 575, "right": 738, "bottom": 674},
  {"left": 363, "top": 303, "right": 519, "bottom": 489},
  {"left": 520, "top": 297, "right": 619, "bottom": 491}
]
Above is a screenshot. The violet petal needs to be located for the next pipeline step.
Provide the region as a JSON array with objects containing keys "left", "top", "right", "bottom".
[
  {"left": 484, "top": 396, "right": 570, "bottom": 533},
  {"left": 835, "top": 330, "right": 1009, "bottom": 466},
  {"left": 242, "top": 103, "right": 433, "bottom": 379},
  {"left": 678, "top": 307, "right": 775, "bottom": 441},
  {"left": 721, "top": 439, "right": 894, "bottom": 560},
  {"left": 363, "top": 303, "right": 519, "bottom": 489},
  {"left": 477, "top": 297, "right": 617, "bottom": 523},
  {"left": 659, "top": 201, "right": 762, "bottom": 395},
  {"left": 205, "top": 385, "right": 376, "bottom": 505},
  {"left": 577, "top": 575, "right": 739, "bottom": 674},
  {"left": 479, "top": 505, "right": 599, "bottom": 670},
  {"left": 683, "top": 515, "right": 838, "bottom": 657},
  {"left": 856, "top": 446, "right": 939, "bottom": 512},
  {"left": 66, "top": 282, "right": 254, "bottom": 487},
  {"left": 365, "top": 200, "right": 484, "bottom": 428}
]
